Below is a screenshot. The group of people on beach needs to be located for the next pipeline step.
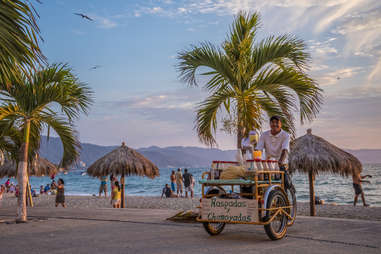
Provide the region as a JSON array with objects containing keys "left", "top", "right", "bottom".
[
  {"left": 0, "top": 177, "right": 66, "bottom": 207},
  {"left": 98, "top": 174, "right": 122, "bottom": 208},
  {"left": 162, "top": 168, "right": 195, "bottom": 199}
]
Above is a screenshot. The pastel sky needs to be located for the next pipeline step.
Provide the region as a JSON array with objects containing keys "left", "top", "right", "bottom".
[{"left": 37, "top": 0, "right": 381, "bottom": 149}]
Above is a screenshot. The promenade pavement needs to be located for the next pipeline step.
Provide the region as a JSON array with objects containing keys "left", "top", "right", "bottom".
[{"left": 0, "top": 207, "right": 380, "bottom": 254}]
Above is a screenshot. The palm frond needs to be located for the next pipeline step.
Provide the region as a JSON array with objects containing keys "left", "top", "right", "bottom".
[
  {"left": 196, "top": 88, "right": 235, "bottom": 146},
  {"left": 252, "top": 34, "right": 310, "bottom": 73},
  {"left": 177, "top": 42, "right": 234, "bottom": 87},
  {"left": 0, "top": 0, "right": 45, "bottom": 86},
  {"left": 39, "top": 114, "right": 80, "bottom": 168}
]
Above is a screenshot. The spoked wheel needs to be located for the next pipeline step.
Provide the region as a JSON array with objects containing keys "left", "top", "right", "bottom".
[
  {"left": 264, "top": 189, "right": 288, "bottom": 240},
  {"left": 202, "top": 187, "right": 226, "bottom": 236},
  {"left": 286, "top": 185, "right": 297, "bottom": 226}
]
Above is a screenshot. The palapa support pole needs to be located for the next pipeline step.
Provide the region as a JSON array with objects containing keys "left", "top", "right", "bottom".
[
  {"left": 309, "top": 171, "right": 315, "bottom": 216},
  {"left": 121, "top": 173, "right": 125, "bottom": 208},
  {"left": 26, "top": 173, "right": 33, "bottom": 207}
]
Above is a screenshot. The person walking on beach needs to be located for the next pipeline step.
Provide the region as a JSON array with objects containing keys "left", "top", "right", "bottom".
[
  {"left": 170, "top": 170, "right": 176, "bottom": 192},
  {"left": 353, "top": 172, "right": 372, "bottom": 207},
  {"left": 99, "top": 176, "right": 108, "bottom": 197},
  {"left": 175, "top": 168, "right": 183, "bottom": 197},
  {"left": 255, "top": 116, "right": 290, "bottom": 182},
  {"left": 55, "top": 179, "right": 66, "bottom": 208},
  {"left": 183, "top": 169, "right": 193, "bottom": 198},
  {"left": 111, "top": 181, "right": 121, "bottom": 208}
]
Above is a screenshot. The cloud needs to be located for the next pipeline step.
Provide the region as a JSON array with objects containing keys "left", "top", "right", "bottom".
[
  {"left": 315, "top": 67, "right": 364, "bottom": 86},
  {"left": 368, "top": 57, "right": 381, "bottom": 81},
  {"left": 96, "top": 16, "right": 118, "bottom": 29}
]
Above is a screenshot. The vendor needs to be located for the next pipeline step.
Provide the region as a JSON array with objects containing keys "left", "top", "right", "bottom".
[{"left": 255, "top": 116, "right": 290, "bottom": 167}]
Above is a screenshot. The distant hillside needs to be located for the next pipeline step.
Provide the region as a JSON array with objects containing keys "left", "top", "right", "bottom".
[
  {"left": 39, "top": 137, "right": 381, "bottom": 168},
  {"left": 39, "top": 137, "right": 235, "bottom": 168}
]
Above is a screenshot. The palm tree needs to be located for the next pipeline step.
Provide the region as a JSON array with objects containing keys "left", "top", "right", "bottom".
[
  {"left": 177, "top": 12, "right": 323, "bottom": 148},
  {"left": 0, "top": 64, "right": 93, "bottom": 222},
  {"left": 0, "top": 0, "right": 45, "bottom": 86}
]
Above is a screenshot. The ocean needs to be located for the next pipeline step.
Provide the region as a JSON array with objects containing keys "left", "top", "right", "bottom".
[{"left": 1, "top": 164, "right": 380, "bottom": 206}]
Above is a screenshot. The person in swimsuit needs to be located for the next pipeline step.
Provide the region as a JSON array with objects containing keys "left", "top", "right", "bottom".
[
  {"left": 352, "top": 172, "right": 372, "bottom": 207},
  {"left": 55, "top": 178, "right": 66, "bottom": 208},
  {"left": 170, "top": 170, "right": 176, "bottom": 192},
  {"left": 175, "top": 168, "right": 183, "bottom": 197},
  {"left": 99, "top": 176, "right": 108, "bottom": 197}
]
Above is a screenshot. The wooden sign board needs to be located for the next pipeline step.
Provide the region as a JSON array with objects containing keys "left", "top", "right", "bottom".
[{"left": 201, "top": 198, "right": 258, "bottom": 223}]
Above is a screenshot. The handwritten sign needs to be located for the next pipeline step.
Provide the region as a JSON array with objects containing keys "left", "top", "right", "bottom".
[{"left": 201, "top": 198, "right": 258, "bottom": 223}]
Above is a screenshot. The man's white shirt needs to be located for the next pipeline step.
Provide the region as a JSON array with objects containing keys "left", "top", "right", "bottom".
[{"left": 256, "top": 130, "right": 290, "bottom": 163}]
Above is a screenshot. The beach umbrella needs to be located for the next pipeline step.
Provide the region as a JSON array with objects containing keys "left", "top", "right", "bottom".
[
  {"left": 86, "top": 142, "right": 159, "bottom": 208},
  {"left": 0, "top": 155, "right": 59, "bottom": 207},
  {"left": 289, "top": 129, "right": 362, "bottom": 216},
  {"left": 0, "top": 155, "right": 58, "bottom": 178}
]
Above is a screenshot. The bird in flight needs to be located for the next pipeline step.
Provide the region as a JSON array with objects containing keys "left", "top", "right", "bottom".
[
  {"left": 74, "top": 13, "right": 94, "bottom": 21},
  {"left": 89, "top": 65, "right": 101, "bottom": 70},
  {"left": 337, "top": 76, "right": 341, "bottom": 80}
]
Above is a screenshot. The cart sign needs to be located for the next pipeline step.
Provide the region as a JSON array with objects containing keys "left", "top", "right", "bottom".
[{"left": 201, "top": 198, "right": 258, "bottom": 223}]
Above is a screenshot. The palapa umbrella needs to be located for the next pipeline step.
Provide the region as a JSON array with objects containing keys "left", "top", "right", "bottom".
[
  {"left": 0, "top": 155, "right": 59, "bottom": 207},
  {"left": 0, "top": 155, "right": 58, "bottom": 178},
  {"left": 289, "top": 129, "right": 362, "bottom": 216},
  {"left": 87, "top": 142, "right": 159, "bottom": 208}
]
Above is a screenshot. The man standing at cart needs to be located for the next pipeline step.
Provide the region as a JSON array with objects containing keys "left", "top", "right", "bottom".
[{"left": 255, "top": 116, "right": 290, "bottom": 183}]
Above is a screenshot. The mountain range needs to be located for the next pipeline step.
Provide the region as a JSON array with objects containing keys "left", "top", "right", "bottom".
[{"left": 39, "top": 137, "right": 381, "bottom": 168}]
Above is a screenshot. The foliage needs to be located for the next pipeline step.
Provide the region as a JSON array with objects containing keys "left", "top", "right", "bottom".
[
  {"left": 0, "top": 64, "right": 93, "bottom": 167},
  {"left": 177, "top": 11, "right": 323, "bottom": 147},
  {"left": 0, "top": 0, "right": 45, "bottom": 87}
]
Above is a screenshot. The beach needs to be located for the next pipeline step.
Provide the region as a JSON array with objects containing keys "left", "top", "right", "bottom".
[{"left": 1, "top": 193, "right": 381, "bottom": 221}]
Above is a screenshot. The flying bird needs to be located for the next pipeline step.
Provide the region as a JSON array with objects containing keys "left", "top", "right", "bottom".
[
  {"left": 89, "top": 65, "right": 101, "bottom": 70},
  {"left": 74, "top": 13, "right": 93, "bottom": 21},
  {"left": 337, "top": 76, "right": 341, "bottom": 80}
]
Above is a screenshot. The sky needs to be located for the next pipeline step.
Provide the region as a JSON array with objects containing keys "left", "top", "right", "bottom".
[{"left": 36, "top": 0, "right": 381, "bottom": 150}]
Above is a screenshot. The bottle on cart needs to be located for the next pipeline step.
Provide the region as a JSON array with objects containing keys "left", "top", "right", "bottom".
[
  {"left": 261, "top": 160, "right": 269, "bottom": 181},
  {"left": 255, "top": 159, "right": 263, "bottom": 180}
]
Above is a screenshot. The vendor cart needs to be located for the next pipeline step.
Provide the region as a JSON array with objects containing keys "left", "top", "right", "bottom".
[{"left": 197, "top": 159, "right": 297, "bottom": 240}]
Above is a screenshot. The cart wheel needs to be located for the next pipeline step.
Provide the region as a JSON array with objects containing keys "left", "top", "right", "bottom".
[
  {"left": 286, "top": 185, "right": 297, "bottom": 226},
  {"left": 202, "top": 187, "right": 226, "bottom": 236},
  {"left": 264, "top": 189, "right": 288, "bottom": 240}
]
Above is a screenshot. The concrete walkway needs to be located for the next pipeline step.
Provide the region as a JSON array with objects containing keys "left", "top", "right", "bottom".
[{"left": 1, "top": 208, "right": 380, "bottom": 254}]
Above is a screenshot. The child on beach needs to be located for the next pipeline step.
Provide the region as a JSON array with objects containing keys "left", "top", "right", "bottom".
[
  {"left": 111, "top": 181, "right": 121, "bottom": 208},
  {"left": 55, "top": 179, "right": 65, "bottom": 207},
  {"left": 352, "top": 172, "right": 372, "bottom": 207}
]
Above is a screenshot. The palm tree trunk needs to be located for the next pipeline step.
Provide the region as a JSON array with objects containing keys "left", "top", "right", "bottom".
[{"left": 16, "top": 119, "right": 30, "bottom": 222}]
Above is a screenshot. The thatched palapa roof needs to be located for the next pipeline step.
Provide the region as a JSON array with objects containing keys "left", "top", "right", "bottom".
[
  {"left": 0, "top": 155, "right": 58, "bottom": 178},
  {"left": 289, "top": 129, "right": 362, "bottom": 177},
  {"left": 86, "top": 142, "right": 159, "bottom": 178}
]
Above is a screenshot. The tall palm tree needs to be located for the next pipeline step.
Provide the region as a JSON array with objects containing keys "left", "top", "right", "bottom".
[
  {"left": 0, "top": 0, "right": 45, "bottom": 86},
  {"left": 0, "top": 64, "right": 93, "bottom": 222},
  {"left": 177, "top": 12, "right": 323, "bottom": 148}
]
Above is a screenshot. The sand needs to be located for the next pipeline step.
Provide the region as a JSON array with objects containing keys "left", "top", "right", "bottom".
[{"left": 1, "top": 193, "right": 380, "bottom": 221}]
